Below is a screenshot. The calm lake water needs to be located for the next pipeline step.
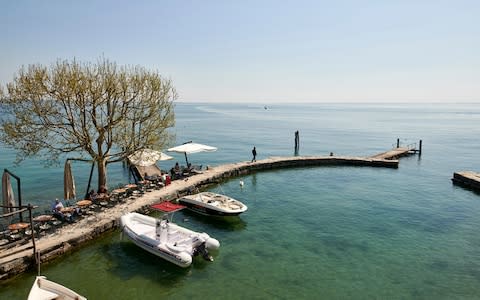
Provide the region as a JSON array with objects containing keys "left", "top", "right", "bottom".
[{"left": 1, "top": 102, "right": 480, "bottom": 299}]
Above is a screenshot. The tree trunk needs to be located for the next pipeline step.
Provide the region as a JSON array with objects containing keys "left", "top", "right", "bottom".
[{"left": 97, "top": 158, "right": 108, "bottom": 190}]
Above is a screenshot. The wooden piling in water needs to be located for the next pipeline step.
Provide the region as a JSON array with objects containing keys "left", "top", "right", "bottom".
[{"left": 294, "top": 131, "right": 300, "bottom": 155}]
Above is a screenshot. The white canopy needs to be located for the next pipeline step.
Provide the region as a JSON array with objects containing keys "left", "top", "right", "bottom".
[
  {"left": 128, "top": 149, "right": 173, "bottom": 167},
  {"left": 167, "top": 142, "right": 217, "bottom": 154},
  {"left": 167, "top": 142, "right": 217, "bottom": 165}
]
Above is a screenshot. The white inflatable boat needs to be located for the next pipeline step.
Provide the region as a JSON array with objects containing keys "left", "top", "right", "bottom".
[{"left": 119, "top": 212, "right": 220, "bottom": 268}]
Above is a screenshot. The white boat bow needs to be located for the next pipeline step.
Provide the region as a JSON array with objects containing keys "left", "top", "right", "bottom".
[{"left": 27, "top": 275, "right": 87, "bottom": 300}]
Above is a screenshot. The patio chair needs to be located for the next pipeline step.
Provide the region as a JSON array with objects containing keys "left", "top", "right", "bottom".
[{"left": 0, "top": 223, "right": 11, "bottom": 242}]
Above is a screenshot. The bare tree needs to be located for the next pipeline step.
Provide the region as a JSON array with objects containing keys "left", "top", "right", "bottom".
[{"left": 0, "top": 58, "right": 176, "bottom": 189}]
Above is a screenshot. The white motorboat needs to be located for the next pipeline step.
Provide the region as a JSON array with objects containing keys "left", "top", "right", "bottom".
[
  {"left": 27, "top": 275, "right": 87, "bottom": 300},
  {"left": 119, "top": 212, "right": 220, "bottom": 268},
  {"left": 178, "top": 192, "right": 248, "bottom": 216}
]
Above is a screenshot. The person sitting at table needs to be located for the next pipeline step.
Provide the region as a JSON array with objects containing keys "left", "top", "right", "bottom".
[
  {"left": 53, "top": 198, "right": 64, "bottom": 211},
  {"left": 171, "top": 162, "right": 182, "bottom": 179},
  {"left": 88, "top": 189, "right": 98, "bottom": 200},
  {"left": 52, "top": 198, "right": 74, "bottom": 223},
  {"left": 181, "top": 163, "right": 194, "bottom": 177}
]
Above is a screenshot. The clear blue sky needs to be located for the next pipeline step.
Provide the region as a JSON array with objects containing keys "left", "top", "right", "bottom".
[{"left": 1, "top": 0, "right": 479, "bottom": 103}]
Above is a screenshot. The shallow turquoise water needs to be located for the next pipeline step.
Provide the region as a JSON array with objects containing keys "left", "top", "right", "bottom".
[{"left": 1, "top": 103, "right": 480, "bottom": 299}]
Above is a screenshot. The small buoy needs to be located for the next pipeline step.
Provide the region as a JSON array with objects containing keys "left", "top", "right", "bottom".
[{"left": 239, "top": 180, "right": 244, "bottom": 187}]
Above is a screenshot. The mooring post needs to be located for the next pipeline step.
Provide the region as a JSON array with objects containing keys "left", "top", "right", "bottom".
[
  {"left": 396, "top": 138, "right": 400, "bottom": 148},
  {"left": 419, "top": 139, "right": 422, "bottom": 155},
  {"left": 294, "top": 130, "right": 300, "bottom": 155},
  {"left": 28, "top": 204, "right": 37, "bottom": 262}
]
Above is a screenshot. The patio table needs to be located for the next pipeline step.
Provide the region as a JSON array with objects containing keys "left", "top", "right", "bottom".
[
  {"left": 33, "top": 215, "right": 53, "bottom": 223},
  {"left": 76, "top": 200, "right": 92, "bottom": 207},
  {"left": 8, "top": 222, "right": 30, "bottom": 231}
]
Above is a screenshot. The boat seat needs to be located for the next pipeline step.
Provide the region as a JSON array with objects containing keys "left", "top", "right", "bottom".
[{"left": 173, "top": 238, "right": 194, "bottom": 250}]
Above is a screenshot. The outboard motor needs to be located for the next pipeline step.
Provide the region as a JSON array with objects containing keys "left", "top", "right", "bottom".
[{"left": 193, "top": 242, "right": 213, "bottom": 262}]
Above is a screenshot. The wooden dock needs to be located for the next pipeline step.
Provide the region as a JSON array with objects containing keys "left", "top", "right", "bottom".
[
  {"left": 452, "top": 171, "right": 480, "bottom": 192},
  {"left": 0, "top": 153, "right": 408, "bottom": 280},
  {"left": 370, "top": 147, "right": 417, "bottom": 160}
]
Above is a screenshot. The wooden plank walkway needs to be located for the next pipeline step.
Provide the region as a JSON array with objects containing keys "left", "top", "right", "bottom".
[
  {"left": 370, "top": 147, "right": 415, "bottom": 160},
  {"left": 0, "top": 154, "right": 404, "bottom": 279},
  {"left": 452, "top": 171, "right": 480, "bottom": 192}
]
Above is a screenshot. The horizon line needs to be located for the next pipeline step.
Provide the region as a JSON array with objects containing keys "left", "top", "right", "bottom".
[{"left": 176, "top": 100, "right": 480, "bottom": 104}]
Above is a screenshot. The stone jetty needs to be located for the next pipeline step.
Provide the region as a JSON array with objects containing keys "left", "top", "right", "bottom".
[{"left": 0, "top": 154, "right": 403, "bottom": 280}]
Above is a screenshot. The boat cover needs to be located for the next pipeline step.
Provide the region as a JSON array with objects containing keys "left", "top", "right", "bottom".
[{"left": 151, "top": 201, "right": 186, "bottom": 212}]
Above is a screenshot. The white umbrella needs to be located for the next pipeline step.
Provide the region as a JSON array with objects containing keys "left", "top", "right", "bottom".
[
  {"left": 128, "top": 149, "right": 173, "bottom": 167},
  {"left": 64, "top": 160, "right": 76, "bottom": 201},
  {"left": 167, "top": 141, "right": 217, "bottom": 165},
  {"left": 2, "top": 171, "right": 15, "bottom": 214}
]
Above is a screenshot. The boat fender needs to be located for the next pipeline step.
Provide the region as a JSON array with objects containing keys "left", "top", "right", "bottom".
[{"left": 205, "top": 238, "right": 220, "bottom": 250}]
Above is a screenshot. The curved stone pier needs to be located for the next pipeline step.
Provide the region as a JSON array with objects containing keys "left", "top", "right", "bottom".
[{"left": 0, "top": 155, "right": 398, "bottom": 280}]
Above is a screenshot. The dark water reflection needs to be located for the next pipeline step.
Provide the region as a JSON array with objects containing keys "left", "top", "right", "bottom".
[{"left": 179, "top": 209, "right": 247, "bottom": 232}]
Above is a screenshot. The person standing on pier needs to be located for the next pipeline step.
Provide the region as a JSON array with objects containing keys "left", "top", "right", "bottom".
[
  {"left": 251, "top": 146, "right": 257, "bottom": 162},
  {"left": 294, "top": 130, "right": 300, "bottom": 155}
]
